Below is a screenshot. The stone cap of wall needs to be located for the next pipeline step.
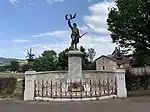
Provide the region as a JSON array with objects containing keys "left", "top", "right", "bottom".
[
  {"left": 83, "top": 70, "right": 117, "bottom": 73},
  {"left": 35, "top": 71, "right": 68, "bottom": 75},
  {"left": 25, "top": 70, "right": 36, "bottom": 75},
  {"left": 25, "top": 69, "right": 126, "bottom": 75},
  {"left": 113, "top": 69, "right": 126, "bottom": 73},
  {"left": 83, "top": 69, "right": 126, "bottom": 73}
]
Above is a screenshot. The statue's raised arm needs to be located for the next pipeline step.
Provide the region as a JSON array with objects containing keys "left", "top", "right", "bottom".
[
  {"left": 65, "top": 14, "right": 77, "bottom": 30},
  {"left": 68, "top": 19, "right": 73, "bottom": 30}
]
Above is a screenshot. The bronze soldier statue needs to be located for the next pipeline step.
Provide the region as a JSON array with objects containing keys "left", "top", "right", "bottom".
[{"left": 65, "top": 13, "right": 87, "bottom": 50}]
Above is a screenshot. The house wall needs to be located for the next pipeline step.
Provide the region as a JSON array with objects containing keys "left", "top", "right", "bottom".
[{"left": 96, "top": 57, "right": 118, "bottom": 71}]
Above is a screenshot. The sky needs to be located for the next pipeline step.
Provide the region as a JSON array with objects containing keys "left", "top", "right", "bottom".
[{"left": 0, "top": 0, "right": 117, "bottom": 59}]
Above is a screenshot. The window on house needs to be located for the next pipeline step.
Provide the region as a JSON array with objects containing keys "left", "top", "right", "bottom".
[{"left": 102, "top": 66, "right": 106, "bottom": 70}]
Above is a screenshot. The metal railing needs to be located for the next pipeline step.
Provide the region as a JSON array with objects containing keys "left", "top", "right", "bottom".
[{"left": 34, "top": 78, "right": 117, "bottom": 99}]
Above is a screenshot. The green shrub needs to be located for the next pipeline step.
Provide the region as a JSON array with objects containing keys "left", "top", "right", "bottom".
[
  {"left": 126, "top": 71, "right": 150, "bottom": 91},
  {"left": 139, "top": 75, "right": 150, "bottom": 90},
  {"left": 0, "top": 77, "right": 17, "bottom": 94},
  {"left": 22, "top": 77, "right": 25, "bottom": 97}
]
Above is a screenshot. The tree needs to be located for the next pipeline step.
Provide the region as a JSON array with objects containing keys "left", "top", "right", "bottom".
[
  {"left": 20, "top": 64, "right": 29, "bottom": 73},
  {"left": 80, "top": 46, "right": 92, "bottom": 70},
  {"left": 10, "top": 60, "right": 20, "bottom": 72},
  {"left": 107, "top": 0, "right": 150, "bottom": 66},
  {"left": 0, "top": 65, "right": 10, "bottom": 72},
  {"left": 42, "top": 50, "right": 57, "bottom": 70},
  {"left": 33, "top": 57, "right": 43, "bottom": 72},
  {"left": 32, "top": 47, "right": 96, "bottom": 71},
  {"left": 131, "top": 49, "right": 150, "bottom": 67},
  {"left": 57, "top": 47, "right": 96, "bottom": 70},
  {"left": 57, "top": 48, "right": 69, "bottom": 70},
  {"left": 87, "top": 48, "right": 96, "bottom": 62},
  {"left": 26, "top": 48, "right": 35, "bottom": 70},
  {"left": 33, "top": 50, "right": 57, "bottom": 71}
]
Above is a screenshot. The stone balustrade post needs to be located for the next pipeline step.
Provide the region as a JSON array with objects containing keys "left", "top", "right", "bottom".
[
  {"left": 114, "top": 69, "right": 127, "bottom": 98},
  {"left": 24, "top": 71, "right": 36, "bottom": 101}
]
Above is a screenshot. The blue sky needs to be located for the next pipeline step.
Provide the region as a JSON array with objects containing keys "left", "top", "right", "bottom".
[{"left": 0, "top": 0, "right": 116, "bottom": 59}]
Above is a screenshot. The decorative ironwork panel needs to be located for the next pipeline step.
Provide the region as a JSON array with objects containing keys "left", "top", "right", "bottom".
[{"left": 34, "top": 78, "right": 116, "bottom": 99}]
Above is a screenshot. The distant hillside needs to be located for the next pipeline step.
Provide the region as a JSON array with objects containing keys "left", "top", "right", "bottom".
[{"left": 0, "top": 57, "right": 19, "bottom": 66}]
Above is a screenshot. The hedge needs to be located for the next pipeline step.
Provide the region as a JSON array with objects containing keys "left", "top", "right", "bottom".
[
  {"left": 126, "top": 71, "right": 150, "bottom": 91},
  {"left": 0, "top": 77, "right": 17, "bottom": 94},
  {"left": 22, "top": 77, "right": 25, "bottom": 97}
]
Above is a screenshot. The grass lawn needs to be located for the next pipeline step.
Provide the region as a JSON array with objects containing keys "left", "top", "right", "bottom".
[
  {"left": 13, "top": 80, "right": 24, "bottom": 100},
  {"left": 0, "top": 72, "right": 24, "bottom": 79}
]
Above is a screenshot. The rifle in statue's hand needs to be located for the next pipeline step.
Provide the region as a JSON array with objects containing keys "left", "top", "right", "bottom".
[{"left": 79, "top": 32, "right": 87, "bottom": 38}]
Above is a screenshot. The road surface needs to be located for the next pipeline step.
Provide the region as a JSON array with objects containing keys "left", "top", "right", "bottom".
[{"left": 0, "top": 97, "right": 150, "bottom": 112}]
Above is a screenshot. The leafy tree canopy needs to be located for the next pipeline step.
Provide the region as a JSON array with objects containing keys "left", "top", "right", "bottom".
[
  {"left": 33, "top": 50, "right": 57, "bottom": 71},
  {"left": 107, "top": 0, "right": 150, "bottom": 66},
  {"left": 10, "top": 60, "right": 20, "bottom": 72}
]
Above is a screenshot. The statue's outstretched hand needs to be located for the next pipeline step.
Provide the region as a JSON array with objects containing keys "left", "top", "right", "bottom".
[{"left": 65, "top": 13, "right": 77, "bottom": 20}]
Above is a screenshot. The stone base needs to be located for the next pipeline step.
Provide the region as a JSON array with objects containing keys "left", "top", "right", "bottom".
[
  {"left": 117, "top": 88, "right": 127, "bottom": 98},
  {"left": 24, "top": 90, "right": 34, "bottom": 101},
  {"left": 35, "top": 95, "right": 117, "bottom": 102},
  {"left": 66, "top": 50, "right": 84, "bottom": 82}
]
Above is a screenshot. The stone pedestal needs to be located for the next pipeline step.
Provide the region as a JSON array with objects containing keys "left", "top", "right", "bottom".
[
  {"left": 114, "top": 69, "right": 127, "bottom": 98},
  {"left": 66, "top": 50, "right": 84, "bottom": 82},
  {"left": 24, "top": 70, "right": 36, "bottom": 101}
]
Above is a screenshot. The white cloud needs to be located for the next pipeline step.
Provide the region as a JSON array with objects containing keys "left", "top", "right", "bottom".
[
  {"left": 45, "top": 0, "right": 64, "bottom": 4},
  {"left": 84, "top": 0, "right": 116, "bottom": 35},
  {"left": 24, "top": 2, "right": 36, "bottom": 8},
  {"left": 12, "top": 39, "right": 30, "bottom": 43},
  {"left": 79, "top": 34, "right": 116, "bottom": 59},
  {"left": 29, "top": 43, "right": 69, "bottom": 57},
  {"left": 78, "top": 0, "right": 117, "bottom": 58},
  {"left": 9, "top": 0, "right": 20, "bottom": 5},
  {"left": 32, "top": 30, "right": 70, "bottom": 38},
  {"left": 28, "top": 2, "right": 36, "bottom": 6}
]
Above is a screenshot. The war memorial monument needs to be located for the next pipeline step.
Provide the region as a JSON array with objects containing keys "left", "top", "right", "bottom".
[{"left": 24, "top": 13, "right": 127, "bottom": 101}]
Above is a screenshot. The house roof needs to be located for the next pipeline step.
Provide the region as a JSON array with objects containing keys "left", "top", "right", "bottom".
[
  {"left": 95, "top": 47, "right": 131, "bottom": 64},
  {"left": 95, "top": 55, "right": 117, "bottom": 62},
  {"left": 95, "top": 55, "right": 131, "bottom": 64}
]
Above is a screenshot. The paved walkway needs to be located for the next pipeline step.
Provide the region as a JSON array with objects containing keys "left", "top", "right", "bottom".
[{"left": 0, "top": 97, "right": 150, "bottom": 112}]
